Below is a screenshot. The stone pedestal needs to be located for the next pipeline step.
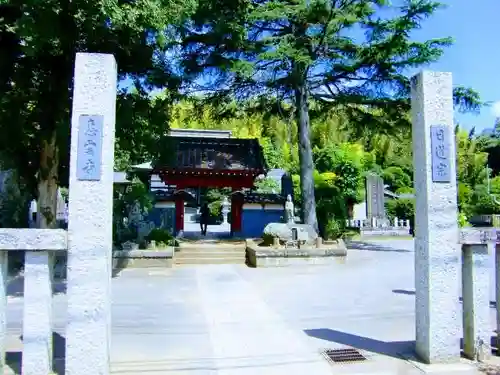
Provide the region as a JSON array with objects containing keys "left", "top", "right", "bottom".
[
  {"left": 411, "top": 71, "right": 461, "bottom": 363},
  {"left": 461, "top": 240, "right": 491, "bottom": 360},
  {"left": 315, "top": 237, "right": 322, "bottom": 248}
]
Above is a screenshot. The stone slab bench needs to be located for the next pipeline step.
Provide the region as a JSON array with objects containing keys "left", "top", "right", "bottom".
[{"left": 246, "top": 239, "right": 347, "bottom": 267}]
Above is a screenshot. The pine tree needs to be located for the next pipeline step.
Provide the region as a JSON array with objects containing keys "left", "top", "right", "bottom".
[{"left": 179, "top": 0, "right": 482, "bottom": 230}]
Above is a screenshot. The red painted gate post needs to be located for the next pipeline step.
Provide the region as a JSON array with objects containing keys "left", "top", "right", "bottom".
[
  {"left": 175, "top": 196, "right": 184, "bottom": 234},
  {"left": 231, "top": 193, "right": 243, "bottom": 234}
]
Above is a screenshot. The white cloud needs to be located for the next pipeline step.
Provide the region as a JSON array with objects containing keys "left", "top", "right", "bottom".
[{"left": 491, "top": 101, "right": 500, "bottom": 117}]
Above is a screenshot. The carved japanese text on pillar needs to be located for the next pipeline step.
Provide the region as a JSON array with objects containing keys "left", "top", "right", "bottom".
[
  {"left": 76, "top": 115, "right": 104, "bottom": 181},
  {"left": 430, "top": 125, "right": 451, "bottom": 183}
]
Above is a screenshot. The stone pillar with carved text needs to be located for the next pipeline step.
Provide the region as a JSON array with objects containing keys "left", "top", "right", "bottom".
[
  {"left": 411, "top": 71, "right": 461, "bottom": 363},
  {"left": 66, "top": 53, "right": 117, "bottom": 375}
]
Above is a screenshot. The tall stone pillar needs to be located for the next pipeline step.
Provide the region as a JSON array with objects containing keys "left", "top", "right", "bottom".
[
  {"left": 66, "top": 53, "right": 117, "bottom": 375},
  {"left": 411, "top": 71, "right": 461, "bottom": 363}
]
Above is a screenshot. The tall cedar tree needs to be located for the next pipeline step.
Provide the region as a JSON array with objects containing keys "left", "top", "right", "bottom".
[
  {"left": 0, "top": 0, "right": 194, "bottom": 228},
  {"left": 179, "top": 0, "right": 482, "bottom": 230}
]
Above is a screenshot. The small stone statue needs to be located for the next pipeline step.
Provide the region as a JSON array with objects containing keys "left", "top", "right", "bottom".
[
  {"left": 128, "top": 201, "right": 143, "bottom": 228},
  {"left": 221, "top": 196, "right": 230, "bottom": 224},
  {"left": 285, "top": 194, "right": 295, "bottom": 224}
]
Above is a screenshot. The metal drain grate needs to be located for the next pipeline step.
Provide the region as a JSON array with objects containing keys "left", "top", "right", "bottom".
[{"left": 322, "top": 348, "right": 367, "bottom": 364}]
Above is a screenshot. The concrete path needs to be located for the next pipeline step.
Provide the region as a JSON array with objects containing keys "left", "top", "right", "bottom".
[{"left": 4, "top": 238, "right": 486, "bottom": 374}]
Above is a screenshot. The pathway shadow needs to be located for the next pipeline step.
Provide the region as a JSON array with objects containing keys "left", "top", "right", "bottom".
[
  {"left": 346, "top": 241, "right": 411, "bottom": 253},
  {"left": 304, "top": 328, "right": 415, "bottom": 359},
  {"left": 7, "top": 276, "right": 66, "bottom": 297},
  {"left": 392, "top": 289, "right": 416, "bottom": 295},
  {"left": 6, "top": 331, "right": 66, "bottom": 374}
]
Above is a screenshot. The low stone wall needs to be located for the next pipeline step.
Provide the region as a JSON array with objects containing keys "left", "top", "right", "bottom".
[
  {"left": 360, "top": 228, "right": 410, "bottom": 237},
  {"left": 113, "top": 248, "right": 175, "bottom": 269},
  {"left": 246, "top": 239, "right": 347, "bottom": 267}
]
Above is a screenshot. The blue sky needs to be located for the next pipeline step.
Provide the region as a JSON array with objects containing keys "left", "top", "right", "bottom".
[{"left": 413, "top": 0, "right": 499, "bottom": 131}]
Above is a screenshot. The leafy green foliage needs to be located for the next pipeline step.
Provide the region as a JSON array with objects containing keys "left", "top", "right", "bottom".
[
  {"left": 0, "top": 170, "right": 30, "bottom": 228},
  {"left": 385, "top": 198, "right": 415, "bottom": 221},
  {"left": 458, "top": 212, "right": 470, "bottom": 228},
  {"left": 324, "top": 219, "right": 345, "bottom": 241},
  {"left": 254, "top": 177, "right": 280, "bottom": 194},
  {"left": 146, "top": 228, "right": 174, "bottom": 246},
  {"left": 0, "top": 0, "right": 195, "bottom": 227},
  {"left": 383, "top": 167, "right": 412, "bottom": 192},
  {"left": 314, "top": 144, "right": 365, "bottom": 202},
  {"left": 208, "top": 201, "right": 222, "bottom": 218}
]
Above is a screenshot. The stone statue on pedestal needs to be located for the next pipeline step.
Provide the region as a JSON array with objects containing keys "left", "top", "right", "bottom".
[
  {"left": 285, "top": 194, "right": 295, "bottom": 224},
  {"left": 221, "top": 196, "right": 230, "bottom": 224}
]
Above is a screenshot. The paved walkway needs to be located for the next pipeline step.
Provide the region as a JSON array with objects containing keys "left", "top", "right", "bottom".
[{"left": 4, "top": 239, "right": 486, "bottom": 374}]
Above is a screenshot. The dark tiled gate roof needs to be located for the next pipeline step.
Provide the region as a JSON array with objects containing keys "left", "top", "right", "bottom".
[{"left": 153, "top": 136, "right": 267, "bottom": 173}]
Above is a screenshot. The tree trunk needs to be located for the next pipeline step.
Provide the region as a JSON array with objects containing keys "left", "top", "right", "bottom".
[
  {"left": 37, "top": 131, "right": 59, "bottom": 229},
  {"left": 294, "top": 83, "right": 318, "bottom": 232}
]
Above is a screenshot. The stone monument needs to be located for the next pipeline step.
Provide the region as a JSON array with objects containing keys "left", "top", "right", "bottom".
[
  {"left": 365, "top": 173, "right": 385, "bottom": 223},
  {"left": 411, "top": 71, "right": 460, "bottom": 363},
  {"left": 284, "top": 194, "right": 295, "bottom": 224},
  {"left": 66, "top": 53, "right": 117, "bottom": 375}
]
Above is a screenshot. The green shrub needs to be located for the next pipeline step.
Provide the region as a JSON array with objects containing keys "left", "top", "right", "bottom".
[
  {"left": 385, "top": 198, "right": 415, "bottom": 220},
  {"left": 208, "top": 200, "right": 222, "bottom": 217},
  {"left": 262, "top": 233, "right": 275, "bottom": 246},
  {"left": 0, "top": 170, "right": 29, "bottom": 228},
  {"left": 324, "top": 219, "right": 345, "bottom": 240},
  {"left": 382, "top": 167, "right": 412, "bottom": 192},
  {"left": 146, "top": 228, "right": 173, "bottom": 245},
  {"left": 458, "top": 212, "right": 470, "bottom": 228},
  {"left": 254, "top": 177, "right": 280, "bottom": 194}
]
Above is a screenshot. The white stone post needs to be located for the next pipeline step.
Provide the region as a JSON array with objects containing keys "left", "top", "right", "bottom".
[
  {"left": 393, "top": 217, "right": 398, "bottom": 228},
  {"left": 460, "top": 233, "right": 491, "bottom": 360},
  {"left": 496, "top": 243, "right": 500, "bottom": 354},
  {"left": 0, "top": 229, "right": 66, "bottom": 374},
  {"left": 411, "top": 71, "right": 461, "bottom": 363},
  {"left": 66, "top": 53, "right": 117, "bottom": 375},
  {"left": 0, "top": 251, "right": 6, "bottom": 372},
  {"left": 22, "top": 252, "right": 54, "bottom": 374}
]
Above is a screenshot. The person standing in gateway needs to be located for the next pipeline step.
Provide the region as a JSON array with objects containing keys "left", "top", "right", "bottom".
[{"left": 199, "top": 203, "right": 210, "bottom": 236}]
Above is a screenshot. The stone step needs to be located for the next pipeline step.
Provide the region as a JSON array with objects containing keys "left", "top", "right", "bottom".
[
  {"left": 176, "top": 251, "right": 245, "bottom": 259},
  {"left": 178, "top": 246, "right": 245, "bottom": 252},
  {"left": 174, "top": 257, "right": 246, "bottom": 265},
  {"left": 177, "top": 245, "right": 245, "bottom": 252}
]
